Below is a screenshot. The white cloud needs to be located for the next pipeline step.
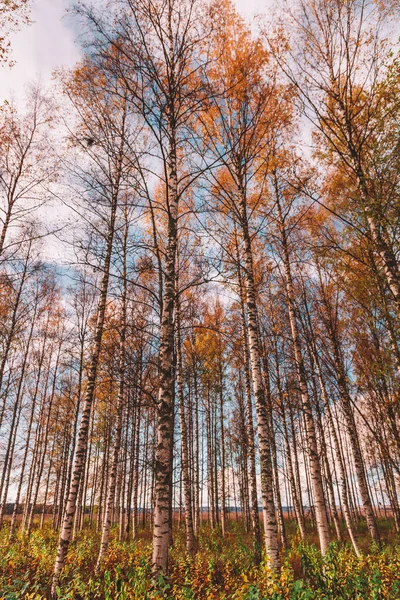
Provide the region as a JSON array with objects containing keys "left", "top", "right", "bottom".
[
  {"left": 0, "top": 0, "right": 81, "bottom": 104},
  {"left": 234, "top": 0, "right": 276, "bottom": 21}
]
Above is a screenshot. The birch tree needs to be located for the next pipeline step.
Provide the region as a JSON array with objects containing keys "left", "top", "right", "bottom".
[{"left": 51, "top": 60, "right": 135, "bottom": 595}]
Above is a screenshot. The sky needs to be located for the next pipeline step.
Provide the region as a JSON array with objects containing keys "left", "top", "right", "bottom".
[
  {"left": 0, "top": 0, "right": 78, "bottom": 103},
  {"left": 0, "top": 0, "right": 276, "bottom": 105}
]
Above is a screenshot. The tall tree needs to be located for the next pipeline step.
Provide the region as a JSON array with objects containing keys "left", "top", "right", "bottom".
[{"left": 51, "top": 60, "right": 134, "bottom": 595}]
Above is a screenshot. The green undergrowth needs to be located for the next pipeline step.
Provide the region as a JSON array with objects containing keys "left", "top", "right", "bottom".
[{"left": 0, "top": 521, "right": 399, "bottom": 599}]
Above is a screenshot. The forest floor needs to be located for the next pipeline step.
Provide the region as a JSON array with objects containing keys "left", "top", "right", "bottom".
[{"left": 0, "top": 518, "right": 399, "bottom": 599}]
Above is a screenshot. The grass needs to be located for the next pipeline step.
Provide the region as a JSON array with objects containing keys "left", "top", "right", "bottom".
[{"left": 0, "top": 519, "right": 399, "bottom": 599}]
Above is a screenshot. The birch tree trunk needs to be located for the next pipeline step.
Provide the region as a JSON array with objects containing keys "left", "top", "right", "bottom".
[
  {"left": 263, "top": 357, "right": 287, "bottom": 550},
  {"left": 274, "top": 177, "right": 330, "bottom": 553},
  {"left": 316, "top": 266, "right": 380, "bottom": 544},
  {"left": 95, "top": 209, "right": 128, "bottom": 570},
  {"left": 273, "top": 336, "right": 307, "bottom": 541},
  {"left": 236, "top": 230, "right": 262, "bottom": 563},
  {"left": 51, "top": 192, "right": 118, "bottom": 597},
  {"left": 176, "top": 294, "right": 195, "bottom": 554},
  {"left": 312, "top": 348, "right": 362, "bottom": 556},
  {"left": 1, "top": 296, "right": 36, "bottom": 532},
  {"left": 151, "top": 136, "right": 178, "bottom": 575},
  {"left": 237, "top": 185, "right": 280, "bottom": 570},
  {"left": 219, "top": 367, "right": 227, "bottom": 538}
]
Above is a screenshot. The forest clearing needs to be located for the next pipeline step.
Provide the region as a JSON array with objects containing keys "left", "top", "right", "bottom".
[{"left": 0, "top": 0, "right": 399, "bottom": 598}]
